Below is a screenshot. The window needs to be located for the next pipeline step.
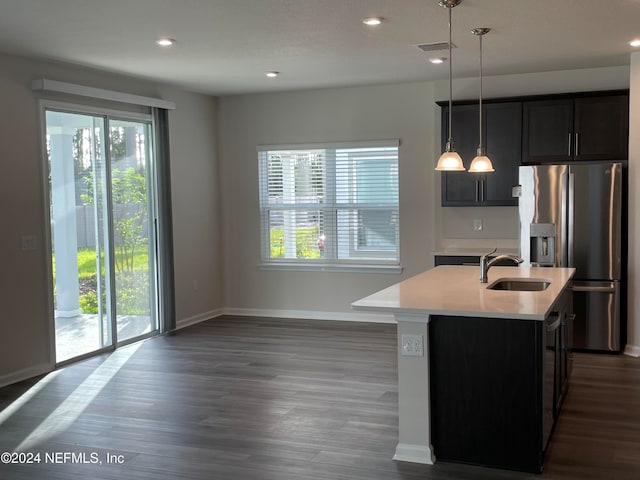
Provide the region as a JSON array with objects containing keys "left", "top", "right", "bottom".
[{"left": 258, "top": 140, "right": 399, "bottom": 269}]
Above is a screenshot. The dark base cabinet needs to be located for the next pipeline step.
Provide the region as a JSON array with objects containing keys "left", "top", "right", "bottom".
[
  {"left": 429, "top": 291, "right": 572, "bottom": 474},
  {"left": 434, "top": 255, "right": 520, "bottom": 267},
  {"left": 429, "top": 316, "right": 543, "bottom": 473}
]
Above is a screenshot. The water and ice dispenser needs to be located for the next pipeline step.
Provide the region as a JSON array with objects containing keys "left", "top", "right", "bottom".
[{"left": 529, "top": 223, "right": 556, "bottom": 265}]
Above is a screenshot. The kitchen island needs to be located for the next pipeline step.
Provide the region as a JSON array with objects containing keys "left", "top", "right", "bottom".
[{"left": 352, "top": 265, "right": 575, "bottom": 473}]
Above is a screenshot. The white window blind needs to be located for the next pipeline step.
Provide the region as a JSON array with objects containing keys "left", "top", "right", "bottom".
[{"left": 258, "top": 140, "right": 399, "bottom": 267}]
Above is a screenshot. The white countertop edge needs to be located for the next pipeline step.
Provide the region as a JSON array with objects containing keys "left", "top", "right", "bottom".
[{"left": 352, "top": 304, "right": 552, "bottom": 321}]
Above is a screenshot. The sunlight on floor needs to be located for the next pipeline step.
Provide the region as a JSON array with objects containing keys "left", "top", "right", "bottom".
[
  {"left": 14, "top": 342, "right": 142, "bottom": 452},
  {"left": 0, "top": 370, "right": 61, "bottom": 428}
]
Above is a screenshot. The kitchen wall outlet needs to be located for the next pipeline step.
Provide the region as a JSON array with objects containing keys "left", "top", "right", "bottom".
[
  {"left": 473, "top": 219, "right": 483, "bottom": 231},
  {"left": 512, "top": 185, "right": 522, "bottom": 198},
  {"left": 401, "top": 334, "right": 424, "bottom": 356}
]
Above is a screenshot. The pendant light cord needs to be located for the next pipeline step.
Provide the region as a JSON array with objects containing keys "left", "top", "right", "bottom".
[
  {"left": 478, "top": 33, "right": 483, "bottom": 151},
  {"left": 447, "top": 6, "right": 453, "bottom": 146}
]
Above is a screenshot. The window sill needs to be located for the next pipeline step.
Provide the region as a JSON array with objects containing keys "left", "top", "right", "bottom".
[{"left": 258, "top": 263, "right": 404, "bottom": 274}]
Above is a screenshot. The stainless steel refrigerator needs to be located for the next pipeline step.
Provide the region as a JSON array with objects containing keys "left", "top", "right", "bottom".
[{"left": 518, "top": 163, "right": 623, "bottom": 352}]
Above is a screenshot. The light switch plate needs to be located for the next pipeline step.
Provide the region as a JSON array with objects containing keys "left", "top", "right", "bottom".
[
  {"left": 401, "top": 334, "right": 424, "bottom": 356},
  {"left": 473, "top": 219, "right": 483, "bottom": 231}
]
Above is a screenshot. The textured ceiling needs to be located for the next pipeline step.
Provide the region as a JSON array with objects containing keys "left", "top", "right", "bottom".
[{"left": 0, "top": 0, "right": 638, "bottom": 95}]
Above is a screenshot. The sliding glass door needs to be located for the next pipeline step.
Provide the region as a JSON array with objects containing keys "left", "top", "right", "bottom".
[{"left": 46, "top": 109, "right": 158, "bottom": 363}]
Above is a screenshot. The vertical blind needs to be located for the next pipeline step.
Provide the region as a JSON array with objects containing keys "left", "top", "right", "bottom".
[{"left": 258, "top": 140, "right": 399, "bottom": 265}]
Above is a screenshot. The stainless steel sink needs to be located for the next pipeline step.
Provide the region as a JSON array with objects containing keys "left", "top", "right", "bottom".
[{"left": 487, "top": 278, "right": 550, "bottom": 291}]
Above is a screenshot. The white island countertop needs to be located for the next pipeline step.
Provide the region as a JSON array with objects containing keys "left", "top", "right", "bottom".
[{"left": 352, "top": 265, "right": 575, "bottom": 321}]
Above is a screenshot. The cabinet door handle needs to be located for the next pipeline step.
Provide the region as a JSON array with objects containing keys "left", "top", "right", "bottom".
[
  {"left": 480, "top": 178, "right": 484, "bottom": 203},
  {"left": 567, "top": 133, "right": 572, "bottom": 156},
  {"left": 575, "top": 133, "right": 579, "bottom": 156},
  {"left": 475, "top": 179, "right": 479, "bottom": 203}
]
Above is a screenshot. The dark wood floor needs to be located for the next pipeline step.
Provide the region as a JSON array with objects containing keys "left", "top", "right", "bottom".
[{"left": 0, "top": 316, "right": 639, "bottom": 480}]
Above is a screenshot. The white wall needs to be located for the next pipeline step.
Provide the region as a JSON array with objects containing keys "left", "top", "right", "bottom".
[
  {"left": 218, "top": 83, "right": 436, "bottom": 318},
  {"left": 160, "top": 90, "right": 224, "bottom": 326},
  {"left": 626, "top": 53, "right": 640, "bottom": 356},
  {"left": 0, "top": 53, "right": 222, "bottom": 386}
]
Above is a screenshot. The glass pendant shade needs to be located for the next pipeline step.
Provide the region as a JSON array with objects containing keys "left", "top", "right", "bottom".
[
  {"left": 436, "top": 150, "right": 465, "bottom": 171},
  {"left": 468, "top": 153, "right": 495, "bottom": 172}
]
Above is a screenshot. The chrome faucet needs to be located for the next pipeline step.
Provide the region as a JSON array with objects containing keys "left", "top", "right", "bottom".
[{"left": 480, "top": 248, "right": 524, "bottom": 283}]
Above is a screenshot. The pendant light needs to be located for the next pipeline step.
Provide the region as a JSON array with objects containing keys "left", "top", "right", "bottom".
[
  {"left": 468, "top": 28, "right": 495, "bottom": 173},
  {"left": 435, "top": 0, "right": 465, "bottom": 171}
]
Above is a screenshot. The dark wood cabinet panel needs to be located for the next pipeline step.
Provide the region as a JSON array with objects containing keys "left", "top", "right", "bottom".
[
  {"left": 522, "top": 99, "right": 574, "bottom": 164},
  {"left": 429, "top": 315, "right": 543, "bottom": 473},
  {"left": 434, "top": 255, "right": 480, "bottom": 266},
  {"left": 440, "top": 102, "right": 521, "bottom": 206},
  {"left": 434, "top": 255, "right": 519, "bottom": 266},
  {"left": 574, "top": 95, "right": 629, "bottom": 161},
  {"left": 440, "top": 104, "right": 479, "bottom": 205},
  {"left": 522, "top": 93, "right": 629, "bottom": 164},
  {"left": 483, "top": 103, "right": 521, "bottom": 206},
  {"left": 429, "top": 288, "right": 573, "bottom": 473}
]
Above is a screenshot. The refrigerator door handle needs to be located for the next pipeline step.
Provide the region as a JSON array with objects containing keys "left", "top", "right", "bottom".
[
  {"left": 571, "top": 285, "right": 616, "bottom": 293},
  {"left": 567, "top": 172, "right": 574, "bottom": 268}
]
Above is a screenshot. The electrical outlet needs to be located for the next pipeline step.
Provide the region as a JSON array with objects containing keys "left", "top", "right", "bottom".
[
  {"left": 473, "top": 219, "right": 483, "bottom": 231},
  {"left": 401, "top": 334, "right": 424, "bottom": 356},
  {"left": 20, "top": 234, "right": 37, "bottom": 251}
]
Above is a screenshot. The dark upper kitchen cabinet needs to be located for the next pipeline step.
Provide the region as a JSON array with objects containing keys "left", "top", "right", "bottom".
[
  {"left": 522, "top": 93, "right": 629, "bottom": 164},
  {"left": 440, "top": 104, "right": 478, "bottom": 205},
  {"left": 484, "top": 103, "right": 522, "bottom": 205},
  {"left": 440, "top": 102, "right": 521, "bottom": 206}
]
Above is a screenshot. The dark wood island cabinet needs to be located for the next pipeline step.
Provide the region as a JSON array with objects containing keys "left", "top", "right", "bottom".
[
  {"left": 429, "top": 288, "right": 573, "bottom": 473},
  {"left": 353, "top": 265, "right": 576, "bottom": 473}
]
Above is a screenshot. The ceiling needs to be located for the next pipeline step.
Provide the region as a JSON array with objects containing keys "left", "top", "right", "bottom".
[{"left": 0, "top": 0, "right": 638, "bottom": 96}]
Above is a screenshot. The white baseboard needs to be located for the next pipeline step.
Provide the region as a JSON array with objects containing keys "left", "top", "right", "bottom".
[
  {"left": 176, "top": 308, "right": 225, "bottom": 330},
  {"left": 393, "top": 443, "right": 435, "bottom": 464},
  {"left": 221, "top": 307, "right": 395, "bottom": 324},
  {"left": 624, "top": 344, "right": 640, "bottom": 357},
  {"left": 0, "top": 363, "right": 53, "bottom": 389}
]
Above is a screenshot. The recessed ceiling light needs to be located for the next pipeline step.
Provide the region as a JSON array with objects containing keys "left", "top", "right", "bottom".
[
  {"left": 265, "top": 71, "right": 279, "bottom": 78},
  {"left": 363, "top": 17, "right": 384, "bottom": 26},
  {"left": 630, "top": 39, "right": 640, "bottom": 47},
  {"left": 429, "top": 57, "right": 447, "bottom": 64},
  {"left": 156, "top": 37, "right": 176, "bottom": 47}
]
